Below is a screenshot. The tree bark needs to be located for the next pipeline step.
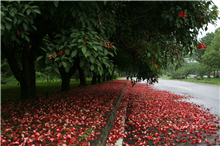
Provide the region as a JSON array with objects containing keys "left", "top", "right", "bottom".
[
  {"left": 78, "top": 67, "right": 87, "bottom": 87},
  {"left": 102, "top": 73, "right": 106, "bottom": 82},
  {"left": 59, "top": 67, "right": 70, "bottom": 91},
  {"left": 91, "top": 72, "right": 97, "bottom": 85},
  {"left": 106, "top": 74, "right": 110, "bottom": 81},
  {"left": 2, "top": 36, "right": 40, "bottom": 100},
  {"left": 110, "top": 68, "right": 115, "bottom": 80},
  {"left": 97, "top": 75, "right": 101, "bottom": 83},
  {"left": 59, "top": 63, "right": 78, "bottom": 91}
]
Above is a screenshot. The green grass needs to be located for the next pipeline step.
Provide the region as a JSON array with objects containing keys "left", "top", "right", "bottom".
[
  {"left": 1, "top": 78, "right": 93, "bottom": 105},
  {"left": 1, "top": 77, "right": 122, "bottom": 105},
  {"left": 160, "top": 75, "right": 220, "bottom": 86}
]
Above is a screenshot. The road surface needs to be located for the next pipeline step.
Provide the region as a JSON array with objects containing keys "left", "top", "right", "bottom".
[{"left": 139, "top": 78, "right": 220, "bottom": 116}]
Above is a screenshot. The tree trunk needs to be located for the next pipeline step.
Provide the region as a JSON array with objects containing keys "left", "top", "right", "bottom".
[
  {"left": 61, "top": 75, "right": 70, "bottom": 91},
  {"left": 106, "top": 74, "right": 110, "bottom": 81},
  {"left": 78, "top": 67, "right": 87, "bottom": 86},
  {"left": 97, "top": 75, "right": 101, "bottom": 83},
  {"left": 110, "top": 68, "right": 115, "bottom": 80},
  {"left": 102, "top": 73, "right": 106, "bottom": 82},
  {"left": 92, "top": 72, "right": 97, "bottom": 85},
  {"left": 20, "top": 42, "right": 37, "bottom": 100},
  {"left": 59, "top": 64, "right": 77, "bottom": 91}
]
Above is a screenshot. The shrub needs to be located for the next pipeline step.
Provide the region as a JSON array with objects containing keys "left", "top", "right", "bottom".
[
  {"left": 171, "top": 70, "right": 183, "bottom": 79},
  {"left": 112, "top": 71, "right": 119, "bottom": 79}
]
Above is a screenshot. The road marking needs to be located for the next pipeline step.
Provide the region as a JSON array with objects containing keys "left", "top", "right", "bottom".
[{"left": 178, "top": 86, "right": 192, "bottom": 91}]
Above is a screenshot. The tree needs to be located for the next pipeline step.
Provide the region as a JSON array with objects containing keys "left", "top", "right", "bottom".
[
  {"left": 1, "top": 1, "right": 219, "bottom": 100},
  {"left": 1, "top": 1, "right": 47, "bottom": 100},
  {"left": 202, "top": 28, "right": 220, "bottom": 78},
  {"left": 196, "top": 63, "right": 207, "bottom": 79},
  {"left": 112, "top": 1, "right": 219, "bottom": 84},
  {"left": 193, "top": 32, "right": 215, "bottom": 62}
]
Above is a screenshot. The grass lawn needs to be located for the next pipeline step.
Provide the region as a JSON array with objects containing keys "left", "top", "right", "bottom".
[
  {"left": 1, "top": 78, "right": 93, "bottom": 105},
  {"left": 160, "top": 75, "right": 220, "bottom": 86},
  {"left": 1, "top": 78, "right": 123, "bottom": 105}
]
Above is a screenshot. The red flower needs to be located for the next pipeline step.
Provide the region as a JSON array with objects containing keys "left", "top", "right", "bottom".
[
  {"left": 200, "top": 18, "right": 204, "bottom": 23},
  {"left": 144, "top": 34, "right": 148, "bottom": 37},
  {"left": 178, "top": 11, "right": 186, "bottom": 19},
  {"left": 175, "top": 46, "right": 178, "bottom": 50},
  {"left": 83, "top": 42, "right": 86, "bottom": 45},
  {"left": 49, "top": 55, "right": 53, "bottom": 60},
  {"left": 99, "top": 20, "right": 101, "bottom": 25},
  {"left": 59, "top": 50, "right": 63, "bottom": 55},
  {"left": 17, "top": 30, "right": 20, "bottom": 35},
  {"left": 197, "top": 43, "right": 207, "bottom": 50}
]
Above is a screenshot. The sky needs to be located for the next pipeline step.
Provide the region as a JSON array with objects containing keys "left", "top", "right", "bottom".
[{"left": 197, "top": 0, "right": 220, "bottom": 40}]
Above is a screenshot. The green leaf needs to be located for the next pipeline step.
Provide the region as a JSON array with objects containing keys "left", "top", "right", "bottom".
[
  {"left": 14, "top": 17, "right": 17, "bottom": 25},
  {"left": 71, "top": 50, "right": 77, "bottom": 57},
  {"left": 37, "top": 56, "right": 43, "bottom": 61},
  {"left": 104, "top": 49, "right": 108, "bottom": 55},
  {"left": 54, "top": 1, "right": 59, "bottom": 7},
  {"left": 90, "top": 55, "right": 95, "bottom": 63},
  {"left": 65, "top": 67, "right": 69, "bottom": 73},
  {"left": 25, "top": 35, "right": 30, "bottom": 42},
  {"left": 11, "top": 34, "right": 16, "bottom": 41},
  {"left": 82, "top": 46, "right": 87, "bottom": 56},
  {"left": 177, "top": 23, "right": 181, "bottom": 28},
  {"left": 65, "top": 49, "right": 70, "bottom": 55},
  {"left": 78, "top": 39, "right": 83, "bottom": 43},
  {"left": 32, "top": 9, "right": 41, "bottom": 14},
  {"left": 69, "top": 44, "right": 77, "bottom": 47},
  {"left": 23, "top": 23, "right": 28, "bottom": 31},
  {"left": 5, "top": 23, "right": 12, "bottom": 30},
  {"left": 72, "top": 11, "right": 76, "bottom": 18},
  {"left": 69, "top": 58, "right": 73, "bottom": 63},
  {"left": 55, "top": 57, "right": 60, "bottom": 61},
  {"left": 54, "top": 68, "right": 59, "bottom": 73},
  {"left": 45, "top": 66, "right": 52, "bottom": 70},
  {"left": 90, "top": 65, "right": 94, "bottom": 71},
  {"left": 92, "top": 46, "right": 97, "bottom": 51},
  {"left": 9, "top": 11, "right": 15, "bottom": 17},
  {"left": 147, "top": 53, "right": 151, "bottom": 57},
  {"left": 80, "top": 60, "right": 84, "bottom": 68},
  {"left": 59, "top": 62, "right": 62, "bottom": 67},
  {"left": 5, "top": 17, "right": 13, "bottom": 22},
  {"left": 169, "top": 16, "right": 173, "bottom": 22},
  {"left": 71, "top": 37, "right": 78, "bottom": 42},
  {"left": 62, "top": 61, "right": 67, "bottom": 68},
  {"left": 31, "top": 25, "right": 37, "bottom": 31},
  {"left": 84, "top": 68, "right": 89, "bottom": 76},
  {"left": 27, "top": 9, "right": 31, "bottom": 15}
]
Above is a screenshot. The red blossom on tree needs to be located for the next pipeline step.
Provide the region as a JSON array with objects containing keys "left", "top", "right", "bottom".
[
  {"left": 83, "top": 42, "right": 86, "bottom": 45},
  {"left": 59, "top": 50, "right": 63, "bottom": 55},
  {"left": 99, "top": 19, "right": 101, "bottom": 25},
  {"left": 144, "top": 34, "right": 148, "bottom": 37},
  {"left": 197, "top": 43, "right": 207, "bottom": 50},
  {"left": 49, "top": 55, "right": 53, "bottom": 59},
  {"left": 178, "top": 11, "right": 186, "bottom": 19},
  {"left": 200, "top": 18, "right": 204, "bottom": 23},
  {"left": 17, "top": 30, "right": 20, "bottom": 35},
  {"left": 152, "top": 61, "right": 159, "bottom": 67}
]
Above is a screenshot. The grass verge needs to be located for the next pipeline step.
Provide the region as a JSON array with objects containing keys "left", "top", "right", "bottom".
[{"left": 160, "top": 75, "right": 220, "bottom": 86}]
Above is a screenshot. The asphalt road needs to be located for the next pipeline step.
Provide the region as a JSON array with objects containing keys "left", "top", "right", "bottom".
[{"left": 139, "top": 78, "right": 220, "bottom": 116}]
